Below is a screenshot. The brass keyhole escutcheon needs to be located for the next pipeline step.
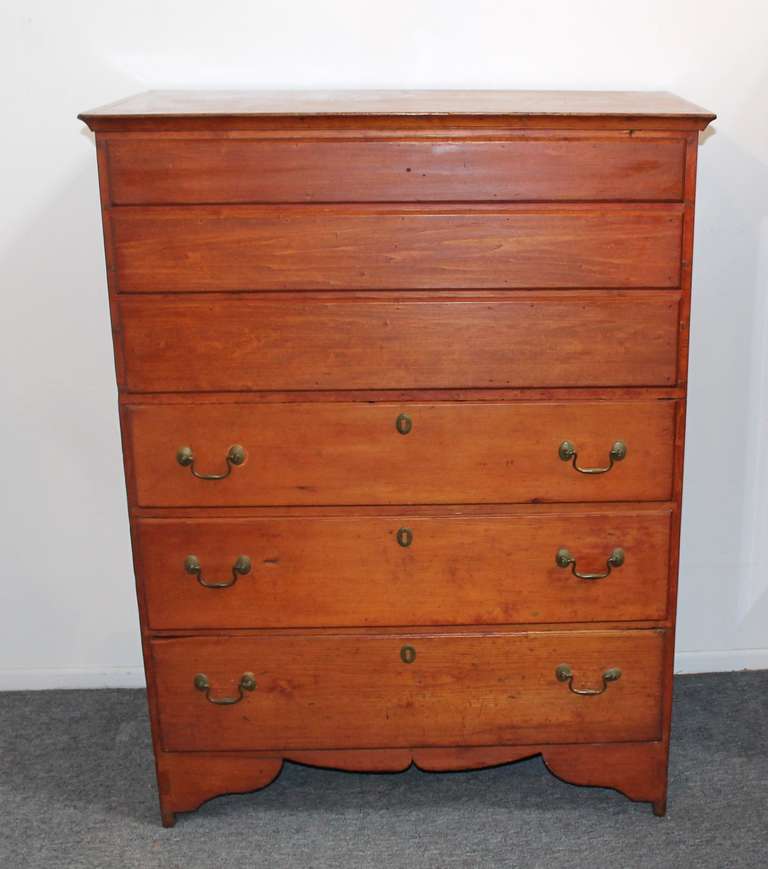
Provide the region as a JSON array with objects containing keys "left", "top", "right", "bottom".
[
  {"left": 396, "top": 527, "right": 413, "bottom": 547},
  {"left": 400, "top": 645, "right": 417, "bottom": 664},
  {"left": 395, "top": 413, "right": 413, "bottom": 435}
]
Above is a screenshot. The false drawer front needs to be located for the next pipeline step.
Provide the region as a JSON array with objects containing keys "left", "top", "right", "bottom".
[
  {"left": 111, "top": 205, "right": 683, "bottom": 292},
  {"left": 137, "top": 508, "right": 672, "bottom": 629},
  {"left": 127, "top": 400, "right": 676, "bottom": 507},
  {"left": 119, "top": 294, "right": 679, "bottom": 392},
  {"left": 106, "top": 137, "right": 685, "bottom": 204},
  {"left": 153, "top": 630, "right": 665, "bottom": 751}
]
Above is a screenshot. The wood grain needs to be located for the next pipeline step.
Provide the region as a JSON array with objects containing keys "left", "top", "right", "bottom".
[
  {"left": 543, "top": 740, "right": 669, "bottom": 814},
  {"left": 106, "top": 138, "right": 685, "bottom": 204},
  {"left": 154, "top": 739, "right": 667, "bottom": 824},
  {"left": 126, "top": 400, "right": 677, "bottom": 507},
  {"left": 119, "top": 293, "right": 680, "bottom": 392},
  {"left": 78, "top": 90, "right": 714, "bottom": 822},
  {"left": 156, "top": 753, "right": 283, "bottom": 827},
  {"left": 152, "top": 629, "right": 666, "bottom": 751},
  {"left": 78, "top": 89, "right": 716, "bottom": 134},
  {"left": 111, "top": 205, "right": 684, "bottom": 292},
  {"left": 136, "top": 508, "right": 672, "bottom": 629}
]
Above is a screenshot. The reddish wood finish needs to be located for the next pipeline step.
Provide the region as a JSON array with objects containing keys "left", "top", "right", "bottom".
[
  {"left": 156, "top": 739, "right": 667, "bottom": 825},
  {"left": 156, "top": 752, "right": 283, "bottom": 827},
  {"left": 543, "top": 740, "right": 669, "bottom": 812},
  {"left": 111, "top": 205, "right": 684, "bottom": 292},
  {"left": 281, "top": 740, "right": 669, "bottom": 809},
  {"left": 283, "top": 746, "right": 533, "bottom": 772},
  {"left": 80, "top": 90, "right": 714, "bottom": 823},
  {"left": 119, "top": 293, "right": 680, "bottom": 392},
  {"left": 137, "top": 508, "right": 672, "bottom": 629},
  {"left": 78, "top": 88, "right": 716, "bottom": 133},
  {"left": 152, "top": 630, "right": 665, "bottom": 751},
  {"left": 126, "top": 400, "right": 677, "bottom": 507},
  {"left": 107, "top": 138, "right": 685, "bottom": 204},
  {"left": 120, "top": 386, "right": 686, "bottom": 405}
]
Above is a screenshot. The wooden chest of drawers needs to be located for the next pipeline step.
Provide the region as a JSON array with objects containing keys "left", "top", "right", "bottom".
[{"left": 80, "top": 89, "right": 714, "bottom": 826}]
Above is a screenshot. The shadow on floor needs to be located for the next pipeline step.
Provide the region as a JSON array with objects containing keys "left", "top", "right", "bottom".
[{"left": 1, "top": 671, "right": 766, "bottom": 868}]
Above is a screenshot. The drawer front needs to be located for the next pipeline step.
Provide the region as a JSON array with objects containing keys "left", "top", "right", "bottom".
[
  {"left": 107, "top": 138, "right": 685, "bottom": 204},
  {"left": 127, "top": 400, "right": 676, "bottom": 507},
  {"left": 138, "top": 509, "right": 672, "bottom": 629},
  {"left": 120, "top": 294, "right": 679, "bottom": 393},
  {"left": 153, "top": 630, "right": 665, "bottom": 751},
  {"left": 111, "top": 205, "right": 683, "bottom": 292}
]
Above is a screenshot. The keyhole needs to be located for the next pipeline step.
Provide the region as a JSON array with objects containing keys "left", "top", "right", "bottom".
[
  {"left": 395, "top": 413, "right": 412, "bottom": 435},
  {"left": 396, "top": 527, "right": 413, "bottom": 547}
]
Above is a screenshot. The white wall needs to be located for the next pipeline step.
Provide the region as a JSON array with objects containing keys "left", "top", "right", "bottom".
[{"left": 1, "top": 0, "right": 766, "bottom": 688}]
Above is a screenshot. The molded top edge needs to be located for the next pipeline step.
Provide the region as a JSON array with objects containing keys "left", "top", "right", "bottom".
[{"left": 78, "top": 89, "right": 716, "bottom": 131}]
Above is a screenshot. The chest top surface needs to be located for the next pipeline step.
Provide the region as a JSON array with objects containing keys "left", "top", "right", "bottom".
[{"left": 79, "top": 89, "right": 715, "bottom": 132}]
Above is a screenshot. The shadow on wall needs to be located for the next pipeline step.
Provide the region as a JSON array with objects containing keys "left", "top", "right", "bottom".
[
  {"left": 679, "top": 111, "right": 768, "bottom": 660},
  {"left": 0, "top": 128, "right": 139, "bottom": 672}
]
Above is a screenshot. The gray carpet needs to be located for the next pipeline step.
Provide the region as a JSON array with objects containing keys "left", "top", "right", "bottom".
[{"left": 1, "top": 671, "right": 766, "bottom": 868}]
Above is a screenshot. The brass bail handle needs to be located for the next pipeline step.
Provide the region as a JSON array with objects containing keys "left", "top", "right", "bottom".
[
  {"left": 555, "top": 547, "right": 625, "bottom": 581},
  {"left": 555, "top": 664, "right": 622, "bottom": 696},
  {"left": 176, "top": 444, "right": 246, "bottom": 480},
  {"left": 558, "top": 440, "right": 627, "bottom": 475},
  {"left": 185, "top": 554, "right": 252, "bottom": 589},
  {"left": 193, "top": 672, "right": 256, "bottom": 705}
]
